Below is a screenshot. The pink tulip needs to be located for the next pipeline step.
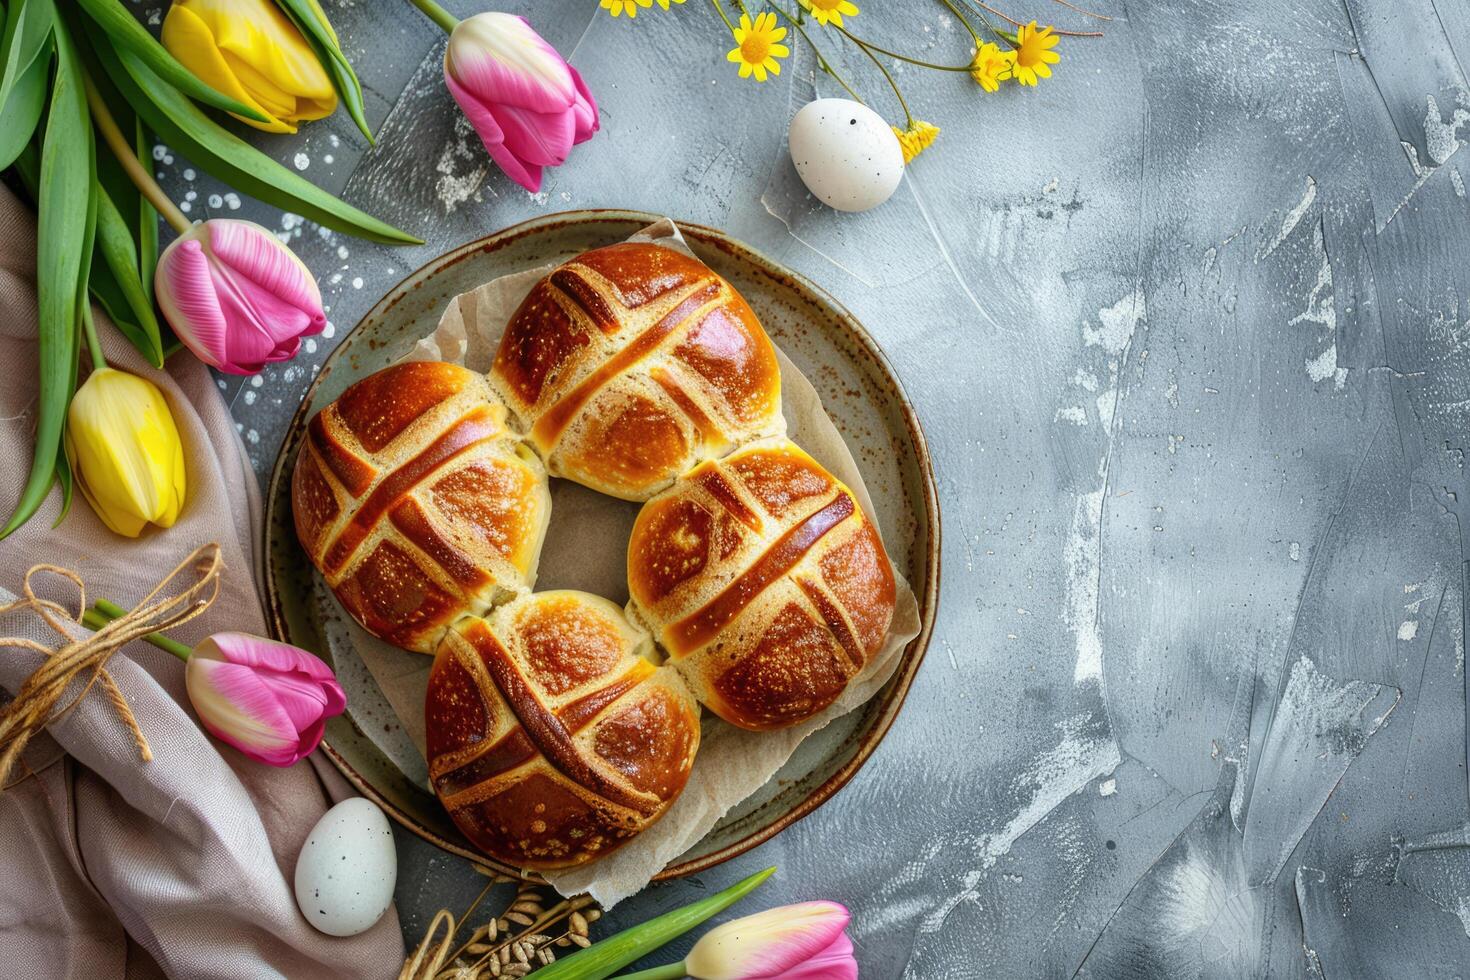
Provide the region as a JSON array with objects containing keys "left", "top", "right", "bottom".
[
  {"left": 184, "top": 632, "right": 346, "bottom": 767},
  {"left": 443, "top": 12, "right": 598, "bottom": 192},
  {"left": 155, "top": 219, "right": 327, "bottom": 375},
  {"left": 682, "top": 901, "right": 857, "bottom": 980}
]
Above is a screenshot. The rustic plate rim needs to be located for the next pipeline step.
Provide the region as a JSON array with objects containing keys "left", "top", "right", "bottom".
[{"left": 263, "top": 209, "right": 941, "bottom": 881}]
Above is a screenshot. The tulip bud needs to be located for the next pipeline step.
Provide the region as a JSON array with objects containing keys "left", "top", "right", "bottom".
[
  {"left": 185, "top": 632, "right": 346, "bottom": 767},
  {"left": 444, "top": 12, "right": 599, "bottom": 193},
  {"left": 683, "top": 902, "right": 857, "bottom": 980},
  {"left": 66, "top": 368, "right": 187, "bottom": 538},
  {"left": 161, "top": 0, "right": 337, "bottom": 133},
  {"left": 155, "top": 219, "right": 327, "bottom": 375}
]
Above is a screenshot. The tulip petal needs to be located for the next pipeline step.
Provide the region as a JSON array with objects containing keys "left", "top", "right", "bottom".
[
  {"left": 187, "top": 657, "right": 304, "bottom": 765},
  {"left": 65, "top": 368, "right": 187, "bottom": 538},
  {"left": 767, "top": 933, "right": 857, "bottom": 980},
  {"left": 685, "top": 902, "right": 852, "bottom": 980},
  {"left": 162, "top": 0, "right": 336, "bottom": 133},
  {"left": 445, "top": 71, "right": 543, "bottom": 192},
  {"left": 568, "top": 64, "right": 599, "bottom": 143},
  {"left": 487, "top": 100, "right": 575, "bottom": 167},
  {"left": 185, "top": 633, "right": 345, "bottom": 766},
  {"left": 156, "top": 220, "right": 326, "bottom": 376},
  {"left": 446, "top": 13, "right": 574, "bottom": 114},
  {"left": 157, "top": 238, "right": 232, "bottom": 366}
]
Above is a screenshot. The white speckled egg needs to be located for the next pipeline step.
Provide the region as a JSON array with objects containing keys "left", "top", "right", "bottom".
[
  {"left": 295, "top": 798, "right": 397, "bottom": 937},
  {"left": 788, "top": 98, "right": 905, "bottom": 212}
]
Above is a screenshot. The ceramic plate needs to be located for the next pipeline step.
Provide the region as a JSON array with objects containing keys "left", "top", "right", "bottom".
[{"left": 263, "top": 211, "right": 940, "bottom": 879}]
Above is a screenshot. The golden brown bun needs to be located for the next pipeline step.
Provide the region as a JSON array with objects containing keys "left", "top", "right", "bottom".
[
  {"left": 490, "top": 242, "right": 784, "bottom": 501},
  {"left": 426, "top": 592, "right": 700, "bottom": 870},
  {"left": 627, "top": 439, "right": 896, "bottom": 731},
  {"left": 291, "top": 361, "right": 551, "bottom": 654}
]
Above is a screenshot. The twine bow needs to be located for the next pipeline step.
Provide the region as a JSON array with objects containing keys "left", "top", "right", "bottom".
[{"left": 0, "top": 543, "right": 224, "bottom": 789}]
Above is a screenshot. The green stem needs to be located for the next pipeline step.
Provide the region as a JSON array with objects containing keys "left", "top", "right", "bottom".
[
  {"left": 848, "top": 34, "right": 912, "bottom": 127},
  {"left": 617, "top": 963, "right": 688, "bottom": 980},
  {"left": 82, "top": 74, "right": 191, "bottom": 235},
  {"left": 768, "top": 3, "right": 864, "bottom": 103},
  {"left": 85, "top": 599, "right": 194, "bottom": 662},
  {"left": 708, "top": 0, "right": 735, "bottom": 32},
  {"left": 408, "top": 0, "right": 460, "bottom": 33},
  {"left": 80, "top": 301, "right": 106, "bottom": 371},
  {"left": 836, "top": 26, "right": 975, "bottom": 71}
]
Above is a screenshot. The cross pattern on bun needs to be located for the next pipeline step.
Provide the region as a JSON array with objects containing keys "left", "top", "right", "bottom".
[
  {"left": 627, "top": 439, "right": 897, "bottom": 731},
  {"left": 292, "top": 361, "right": 550, "bottom": 654},
  {"left": 426, "top": 592, "right": 700, "bottom": 869},
  {"left": 490, "top": 242, "right": 784, "bottom": 501}
]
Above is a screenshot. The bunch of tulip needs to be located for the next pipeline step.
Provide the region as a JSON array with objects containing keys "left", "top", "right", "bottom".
[
  {"left": 0, "top": 0, "right": 420, "bottom": 540},
  {"left": 602, "top": 0, "right": 1102, "bottom": 163},
  {"left": 82, "top": 599, "right": 346, "bottom": 766}
]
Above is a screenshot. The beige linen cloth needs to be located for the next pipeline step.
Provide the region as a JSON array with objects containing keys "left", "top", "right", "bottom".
[{"left": 0, "top": 186, "right": 404, "bottom": 977}]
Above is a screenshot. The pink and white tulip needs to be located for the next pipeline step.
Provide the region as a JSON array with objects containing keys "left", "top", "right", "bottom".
[
  {"left": 184, "top": 632, "right": 346, "bottom": 767},
  {"left": 443, "top": 12, "right": 598, "bottom": 192},
  {"left": 682, "top": 901, "right": 857, "bottom": 980},
  {"left": 155, "top": 219, "right": 327, "bottom": 375}
]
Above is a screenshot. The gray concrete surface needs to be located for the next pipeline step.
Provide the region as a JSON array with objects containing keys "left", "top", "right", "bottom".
[{"left": 178, "top": 0, "right": 1470, "bottom": 975}]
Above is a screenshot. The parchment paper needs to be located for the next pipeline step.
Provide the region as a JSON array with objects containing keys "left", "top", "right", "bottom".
[{"left": 348, "top": 220, "right": 920, "bottom": 906}]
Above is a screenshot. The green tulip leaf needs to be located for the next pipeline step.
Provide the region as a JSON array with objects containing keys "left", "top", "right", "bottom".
[
  {"left": 136, "top": 116, "right": 158, "bottom": 305},
  {"left": 94, "top": 182, "right": 164, "bottom": 367},
  {"left": 276, "top": 0, "right": 374, "bottom": 144},
  {"left": 71, "top": 0, "right": 270, "bottom": 123},
  {"left": 532, "top": 867, "right": 776, "bottom": 980},
  {"left": 3, "top": 5, "right": 92, "bottom": 539},
  {"left": 85, "top": 23, "right": 420, "bottom": 245},
  {"left": 0, "top": 0, "right": 53, "bottom": 113},
  {"left": 0, "top": 28, "right": 49, "bottom": 169}
]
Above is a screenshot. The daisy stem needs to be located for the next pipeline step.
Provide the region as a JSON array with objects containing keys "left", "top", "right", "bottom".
[
  {"left": 406, "top": 0, "right": 460, "bottom": 34},
  {"left": 846, "top": 33, "right": 912, "bottom": 128},
  {"left": 835, "top": 26, "right": 977, "bottom": 72},
  {"left": 708, "top": 0, "right": 735, "bottom": 33},
  {"left": 938, "top": 0, "right": 982, "bottom": 46},
  {"left": 965, "top": 0, "right": 1103, "bottom": 37},
  {"left": 1051, "top": 0, "right": 1113, "bottom": 20},
  {"left": 766, "top": 2, "right": 864, "bottom": 103}
]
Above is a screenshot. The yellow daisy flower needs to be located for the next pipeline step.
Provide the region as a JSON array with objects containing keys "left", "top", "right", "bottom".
[
  {"left": 727, "top": 12, "right": 789, "bottom": 82},
  {"left": 1012, "top": 21, "right": 1061, "bottom": 86},
  {"left": 892, "top": 120, "right": 939, "bottom": 164},
  {"left": 601, "top": 0, "right": 653, "bottom": 17},
  {"left": 798, "top": 0, "right": 860, "bottom": 28},
  {"left": 653, "top": 0, "right": 686, "bottom": 7},
  {"left": 969, "top": 41, "right": 1015, "bottom": 92}
]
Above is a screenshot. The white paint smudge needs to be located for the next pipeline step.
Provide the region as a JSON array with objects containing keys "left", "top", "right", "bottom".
[
  {"left": 1055, "top": 406, "right": 1088, "bottom": 425},
  {"left": 1065, "top": 489, "right": 1105, "bottom": 682},
  {"left": 1425, "top": 94, "right": 1470, "bottom": 166},
  {"left": 1398, "top": 620, "right": 1419, "bottom": 641},
  {"left": 1084, "top": 289, "right": 1147, "bottom": 354},
  {"left": 1292, "top": 222, "right": 1347, "bottom": 390},
  {"left": 1099, "top": 778, "right": 1117, "bottom": 797},
  {"left": 1289, "top": 541, "right": 1301, "bottom": 561},
  {"left": 293, "top": 152, "right": 310, "bottom": 171},
  {"left": 1258, "top": 176, "right": 1317, "bottom": 260},
  {"left": 918, "top": 715, "right": 1121, "bottom": 934}
]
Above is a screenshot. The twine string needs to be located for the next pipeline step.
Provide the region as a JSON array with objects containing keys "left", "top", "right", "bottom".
[{"left": 0, "top": 543, "right": 224, "bottom": 788}]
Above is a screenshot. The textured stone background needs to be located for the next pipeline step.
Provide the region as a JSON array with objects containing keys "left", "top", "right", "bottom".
[{"left": 164, "top": 0, "right": 1470, "bottom": 975}]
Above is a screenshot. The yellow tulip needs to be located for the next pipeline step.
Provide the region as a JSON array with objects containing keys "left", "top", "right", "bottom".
[
  {"left": 65, "top": 369, "right": 187, "bottom": 538},
  {"left": 161, "top": 0, "right": 337, "bottom": 133}
]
